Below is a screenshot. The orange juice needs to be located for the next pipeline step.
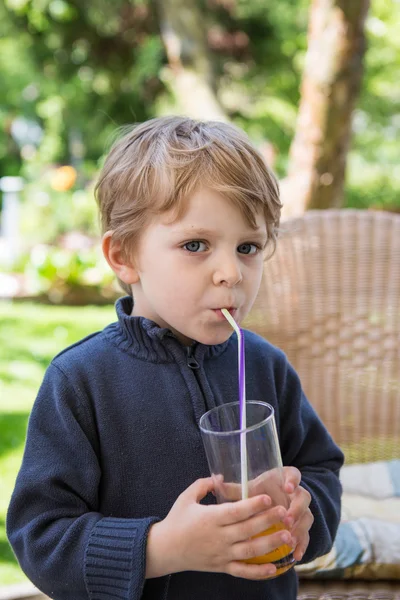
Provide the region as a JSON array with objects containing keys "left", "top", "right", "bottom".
[{"left": 243, "top": 522, "right": 295, "bottom": 576}]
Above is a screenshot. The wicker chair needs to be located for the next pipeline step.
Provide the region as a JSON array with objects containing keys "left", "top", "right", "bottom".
[{"left": 245, "top": 209, "right": 400, "bottom": 600}]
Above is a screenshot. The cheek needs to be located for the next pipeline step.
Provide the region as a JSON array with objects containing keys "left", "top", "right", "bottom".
[
  {"left": 255, "top": 267, "right": 264, "bottom": 290},
  {"left": 168, "top": 277, "right": 199, "bottom": 304},
  {"left": 167, "top": 278, "right": 203, "bottom": 321},
  {"left": 245, "top": 260, "right": 263, "bottom": 287},
  {"left": 143, "top": 255, "right": 173, "bottom": 282},
  {"left": 243, "top": 264, "right": 263, "bottom": 304},
  {"left": 146, "top": 261, "right": 198, "bottom": 301}
]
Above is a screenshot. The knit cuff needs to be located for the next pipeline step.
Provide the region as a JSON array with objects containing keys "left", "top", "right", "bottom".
[{"left": 84, "top": 516, "right": 159, "bottom": 600}]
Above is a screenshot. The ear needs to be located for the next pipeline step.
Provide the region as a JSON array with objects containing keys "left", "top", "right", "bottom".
[{"left": 102, "top": 231, "right": 140, "bottom": 285}]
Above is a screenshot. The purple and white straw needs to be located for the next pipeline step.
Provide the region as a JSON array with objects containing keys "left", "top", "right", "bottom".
[{"left": 221, "top": 309, "right": 248, "bottom": 499}]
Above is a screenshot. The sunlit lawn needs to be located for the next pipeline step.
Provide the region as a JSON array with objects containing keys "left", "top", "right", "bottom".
[{"left": 0, "top": 301, "right": 115, "bottom": 585}]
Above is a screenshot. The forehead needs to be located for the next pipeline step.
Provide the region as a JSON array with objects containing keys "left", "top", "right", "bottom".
[{"left": 161, "top": 187, "right": 267, "bottom": 233}]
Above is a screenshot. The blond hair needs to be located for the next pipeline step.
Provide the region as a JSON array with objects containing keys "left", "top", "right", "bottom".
[{"left": 95, "top": 116, "right": 282, "bottom": 295}]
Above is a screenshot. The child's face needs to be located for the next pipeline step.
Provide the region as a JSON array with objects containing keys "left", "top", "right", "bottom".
[{"left": 125, "top": 188, "right": 267, "bottom": 345}]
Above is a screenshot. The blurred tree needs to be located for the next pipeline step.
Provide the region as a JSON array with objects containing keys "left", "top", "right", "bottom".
[
  {"left": 156, "top": 0, "right": 227, "bottom": 120},
  {"left": 282, "top": 0, "right": 370, "bottom": 216}
]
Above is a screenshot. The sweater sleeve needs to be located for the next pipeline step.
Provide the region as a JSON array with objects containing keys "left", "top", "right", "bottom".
[
  {"left": 275, "top": 355, "right": 344, "bottom": 565},
  {"left": 6, "top": 363, "right": 160, "bottom": 600}
]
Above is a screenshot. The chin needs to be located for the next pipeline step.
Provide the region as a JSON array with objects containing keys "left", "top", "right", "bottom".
[{"left": 194, "top": 331, "right": 232, "bottom": 346}]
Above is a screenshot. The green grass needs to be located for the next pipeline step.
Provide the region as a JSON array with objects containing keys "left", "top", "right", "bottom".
[{"left": 0, "top": 301, "right": 115, "bottom": 585}]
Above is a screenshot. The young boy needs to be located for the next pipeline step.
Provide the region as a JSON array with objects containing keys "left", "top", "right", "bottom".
[{"left": 7, "top": 116, "right": 343, "bottom": 600}]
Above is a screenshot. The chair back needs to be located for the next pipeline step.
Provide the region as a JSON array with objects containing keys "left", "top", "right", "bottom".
[{"left": 245, "top": 210, "right": 400, "bottom": 463}]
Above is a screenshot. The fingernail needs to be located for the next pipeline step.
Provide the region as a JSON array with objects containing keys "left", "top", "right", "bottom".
[
  {"left": 281, "top": 532, "right": 291, "bottom": 543},
  {"left": 265, "top": 563, "right": 276, "bottom": 573},
  {"left": 263, "top": 496, "right": 271, "bottom": 506},
  {"left": 277, "top": 507, "right": 285, "bottom": 519},
  {"left": 286, "top": 483, "right": 294, "bottom": 493}
]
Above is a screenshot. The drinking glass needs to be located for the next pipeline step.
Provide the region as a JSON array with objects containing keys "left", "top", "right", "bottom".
[{"left": 199, "top": 401, "right": 295, "bottom": 577}]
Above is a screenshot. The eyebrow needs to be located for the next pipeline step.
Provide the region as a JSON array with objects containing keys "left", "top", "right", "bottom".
[{"left": 172, "top": 227, "right": 268, "bottom": 241}]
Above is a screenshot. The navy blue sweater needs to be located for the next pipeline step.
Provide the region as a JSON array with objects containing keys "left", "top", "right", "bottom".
[{"left": 7, "top": 297, "right": 343, "bottom": 600}]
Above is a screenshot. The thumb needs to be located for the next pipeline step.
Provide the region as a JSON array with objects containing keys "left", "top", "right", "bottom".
[{"left": 183, "top": 477, "right": 215, "bottom": 503}]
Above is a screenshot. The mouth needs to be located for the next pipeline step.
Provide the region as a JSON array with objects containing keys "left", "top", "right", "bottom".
[{"left": 212, "top": 307, "right": 238, "bottom": 320}]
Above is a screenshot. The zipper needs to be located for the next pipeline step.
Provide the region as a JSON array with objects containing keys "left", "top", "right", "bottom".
[{"left": 186, "top": 345, "right": 200, "bottom": 369}]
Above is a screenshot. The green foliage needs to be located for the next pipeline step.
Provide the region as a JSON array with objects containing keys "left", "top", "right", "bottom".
[
  {"left": 1, "top": 0, "right": 398, "bottom": 186},
  {"left": 345, "top": 152, "right": 400, "bottom": 211},
  {"left": 0, "top": 0, "right": 399, "bottom": 305},
  {"left": 343, "top": 0, "right": 400, "bottom": 211},
  {"left": 1, "top": 0, "right": 164, "bottom": 169},
  {"left": 0, "top": 301, "right": 115, "bottom": 584},
  {"left": 15, "top": 243, "right": 118, "bottom": 303},
  {"left": 18, "top": 182, "right": 99, "bottom": 243},
  {"left": 0, "top": 177, "right": 122, "bottom": 303}
]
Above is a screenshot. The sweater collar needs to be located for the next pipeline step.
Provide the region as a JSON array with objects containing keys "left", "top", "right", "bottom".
[{"left": 103, "top": 296, "right": 232, "bottom": 364}]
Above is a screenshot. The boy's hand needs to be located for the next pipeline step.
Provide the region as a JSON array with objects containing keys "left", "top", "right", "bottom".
[
  {"left": 146, "top": 477, "right": 292, "bottom": 580},
  {"left": 282, "top": 466, "right": 314, "bottom": 562},
  {"left": 213, "top": 467, "right": 314, "bottom": 562}
]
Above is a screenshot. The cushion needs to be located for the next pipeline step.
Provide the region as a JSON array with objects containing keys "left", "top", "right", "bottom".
[
  {"left": 340, "top": 459, "right": 400, "bottom": 499},
  {"left": 295, "top": 460, "right": 400, "bottom": 580}
]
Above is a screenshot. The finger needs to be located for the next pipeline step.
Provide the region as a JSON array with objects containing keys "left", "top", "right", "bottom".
[
  {"left": 217, "top": 479, "right": 242, "bottom": 502},
  {"left": 292, "top": 532, "right": 310, "bottom": 562},
  {"left": 229, "top": 505, "right": 287, "bottom": 543},
  {"left": 232, "top": 526, "right": 292, "bottom": 563},
  {"left": 250, "top": 468, "right": 283, "bottom": 496},
  {"left": 283, "top": 466, "right": 301, "bottom": 494},
  {"left": 284, "top": 487, "right": 312, "bottom": 528},
  {"left": 226, "top": 560, "right": 277, "bottom": 581},
  {"left": 211, "top": 474, "right": 224, "bottom": 497},
  {"left": 181, "top": 477, "right": 215, "bottom": 503},
  {"left": 218, "top": 494, "right": 271, "bottom": 526},
  {"left": 290, "top": 510, "right": 314, "bottom": 552}
]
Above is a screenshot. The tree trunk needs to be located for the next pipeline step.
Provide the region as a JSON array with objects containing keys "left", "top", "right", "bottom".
[
  {"left": 281, "top": 0, "right": 370, "bottom": 218},
  {"left": 156, "top": 0, "right": 227, "bottom": 121}
]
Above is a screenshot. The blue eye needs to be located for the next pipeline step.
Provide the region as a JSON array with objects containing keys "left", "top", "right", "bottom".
[
  {"left": 238, "top": 243, "right": 258, "bottom": 255},
  {"left": 183, "top": 241, "right": 207, "bottom": 253}
]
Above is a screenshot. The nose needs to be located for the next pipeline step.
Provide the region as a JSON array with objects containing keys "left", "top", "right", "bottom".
[{"left": 212, "top": 253, "right": 243, "bottom": 287}]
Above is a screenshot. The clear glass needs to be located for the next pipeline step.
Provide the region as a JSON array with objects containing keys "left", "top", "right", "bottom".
[{"left": 199, "top": 401, "right": 295, "bottom": 577}]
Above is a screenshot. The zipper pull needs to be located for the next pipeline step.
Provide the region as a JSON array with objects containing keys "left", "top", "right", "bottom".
[{"left": 186, "top": 346, "right": 200, "bottom": 369}]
